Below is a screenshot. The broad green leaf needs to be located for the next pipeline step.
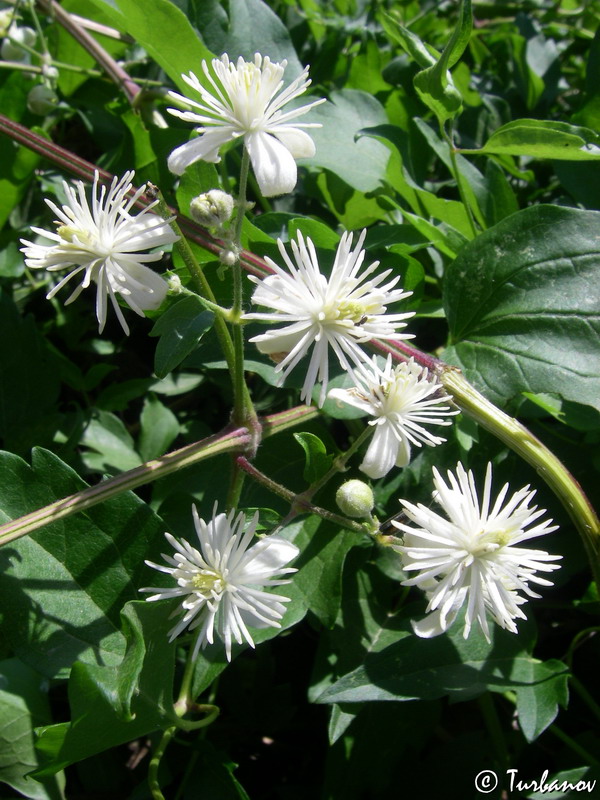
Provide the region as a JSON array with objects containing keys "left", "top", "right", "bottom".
[
  {"left": 293, "top": 432, "right": 335, "bottom": 484},
  {"left": 286, "top": 516, "right": 357, "bottom": 628},
  {"left": 463, "top": 119, "right": 600, "bottom": 161},
  {"left": 0, "top": 448, "right": 165, "bottom": 678},
  {"left": 300, "top": 90, "right": 390, "bottom": 193},
  {"left": 0, "top": 659, "right": 65, "bottom": 799},
  {"left": 316, "top": 615, "right": 549, "bottom": 704},
  {"left": 365, "top": 124, "right": 474, "bottom": 239},
  {"left": 87, "top": 0, "right": 214, "bottom": 94},
  {"left": 34, "top": 602, "right": 177, "bottom": 776},
  {"left": 443, "top": 206, "right": 600, "bottom": 413},
  {"left": 138, "top": 394, "right": 180, "bottom": 461},
  {"left": 79, "top": 408, "right": 142, "bottom": 473},
  {"left": 515, "top": 659, "right": 569, "bottom": 742},
  {"left": 150, "top": 298, "right": 214, "bottom": 379},
  {"left": 0, "top": 292, "right": 60, "bottom": 454},
  {"left": 527, "top": 768, "right": 600, "bottom": 799},
  {"left": 192, "top": 0, "right": 304, "bottom": 79}
]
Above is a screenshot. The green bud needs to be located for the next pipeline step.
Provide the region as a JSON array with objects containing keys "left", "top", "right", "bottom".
[
  {"left": 27, "top": 84, "right": 59, "bottom": 116},
  {"left": 335, "top": 479, "right": 375, "bottom": 519},
  {"left": 190, "top": 189, "right": 234, "bottom": 228}
]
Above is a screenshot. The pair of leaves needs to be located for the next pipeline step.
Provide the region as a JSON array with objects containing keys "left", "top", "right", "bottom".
[{"left": 383, "top": 0, "right": 472, "bottom": 124}]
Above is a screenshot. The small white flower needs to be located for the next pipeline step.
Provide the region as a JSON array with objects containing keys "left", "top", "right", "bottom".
[
  {"left": 167, "top": 53, "right": 324, "bottom": 197},
  {"left": 141, "top": 506, "right": 300, "bottom": 662},
  {"left": 244, "top": 230, "right": 415, "bottom": 406},
  {"left": 20, "top": 171, "right": 178, "bottom": 335},
  {"left": 328, "top": 356, "right": 457, "bottom": 478},
  {"left": 392, "top": 462, "right": 562, "bottom": 641}
]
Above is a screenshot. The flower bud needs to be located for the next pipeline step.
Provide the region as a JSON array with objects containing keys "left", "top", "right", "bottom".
[
  {"left": 42, "top": 63, "right": 60, "bottom": 81},
  {"left": 27, "top": 84, "right": 59, "bottom": 116},
  {"left": 167, "top": 274, "right": 183, "bottom": 293},
  {"left": 1, "top": 25, "right": 36, "bottom": 61},
  {"left": 190, "top": 189, "right": 234, "bottom": 228},
  {"left": 335, "top": 479, "right": 375, "bottom": 519},
  {"left": 219, "top": 248, "right": 238, "bottom": 267}
]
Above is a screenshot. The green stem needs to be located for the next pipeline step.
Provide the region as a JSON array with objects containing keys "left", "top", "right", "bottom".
[
  {"left": 477, "top": 693, "right": 509, "bottom": 771},
  {"left": 148, "top": 726, "right": 176, "bottom": 800},
  {"left": 549, "top": 724, "right": 600, "bottom": 768},
  {"left": 302, "top": 425, "right": 373, "bottom": 502},
  {"left": 440, "top": 367, "right": 600, "bottom": 586},
  {"left": 0, "top": 405, "right": 320, "bottom": 546},
  {"left": 0, "top": 426, "right": 250, "bottom": 546},
  {"left": 226, "top": 146, "right": 255, "bottom": 507},
  {"left": 149, "top": 187, "right": 237, "bottom": 379},
  {"left": 235, "top": 456, "right": 367, "bottom": 534},
  {"left": 570, "top": 675, "right": 600, "bottom": 726},
  {"left": 230, "top": 147, "right": 254, "bottom": 425},
  {"left": 443, "top": 122, "right": 479, "bottom": 237}
]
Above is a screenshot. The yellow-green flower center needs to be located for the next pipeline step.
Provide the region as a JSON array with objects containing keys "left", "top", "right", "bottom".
[{"left": 190, "top": 570, "right": 225, "bottom": 595}]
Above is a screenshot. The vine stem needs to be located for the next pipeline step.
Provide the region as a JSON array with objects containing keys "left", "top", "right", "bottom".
[
  {"left": 148, "top": 726, "right": 176, "bottom": 800},
  {"left": 0, "top": 115, "right": 273, "bottom": 279},
  {"left": 0, "top": 405, "right": 320, "bottom": 546},
  {"left": 235, "top": 456, "right": 367, "bottom": 535},
  {"left": 36, "top": 0, "right": 141, "bottom": 103}
]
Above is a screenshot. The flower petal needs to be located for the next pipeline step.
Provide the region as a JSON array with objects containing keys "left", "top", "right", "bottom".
[{"left": 246, "top": 131, "right": 298, "bottom": 197}]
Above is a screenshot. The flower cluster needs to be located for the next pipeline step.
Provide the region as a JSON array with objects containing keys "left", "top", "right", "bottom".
[
  {"left": 18, "top": 49, "right": 565, "bottom": 658},
  {"left": 141, "top": 506, "right": 299, "bottom": 662},
  {"left": 392, "top": 462, "right": 562, "bottom": 641},
  {"left": 21, "top": 171, "right": 178, "bottom": 335}
]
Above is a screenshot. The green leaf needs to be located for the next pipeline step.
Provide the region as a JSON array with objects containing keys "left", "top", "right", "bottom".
[
  {"left": 0, "top": 292, "right": 60, "bottom": 454},
  {"left": 316, "top": 615, "right": 552, "bottom": 704},
  {"left": 88, "top": 0, "right": 215, "bottom": 94},
  {"left": 138, "top": 394, "right": 180, "bottom": 461},
  {"left": 293, "top": 432, "right": 335, "bottom": 484},
  {"left": 515, "top": 659, "right": 569, "bottom": 742},
  {"left": 443, "top": 205, "right": 600, "bottom": 413},
  {"left": 464, "top": 119, "right": 600, "bottom": 161},
  {"left": 381, "top": 13, "right": 437, "bottom": 69},
  {"left": 0, "top": 448, "right": 164, "bottom": 679},
  {"left": 34, "top": 602, "right": 177, "bottom": 776},
  {"left": 181, "top": 740, "right": 250, "bottom": 800},
  {"left": 192, "top": 0, "right": 304, "bottom": 79},
  {"left": 80, "top": 408, "right": 142, "bottom": 473},
  {"left": 299, "top": 90, "right": 390, "bottom": 193},
  {"left": 0, "top": 659, "right": 65, "bottom": 799},
  {"left": 150, "top": 298, "right": 214, "bottom": 379},
  {"left": 412, "top": 0, "right": 472, "bottom": 124},
  {"left": 286, "top": 517, "right": 357, "bottom": 628}
]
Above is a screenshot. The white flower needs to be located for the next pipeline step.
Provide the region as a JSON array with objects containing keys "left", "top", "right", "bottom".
[
  {"left": 392, "top": 462, "right": 562, "bottom": 641},
  {"left": 328, "top": 356, "right": 457, "bottom": 478},
  {"left": 20, "top": 171, "right": 178, "bottom": 335},
  {"left": 244, "top": 229, "right": 415, "bottom": 406},
  {"left": 167, "top": 53, "right": 324, "bottom": 197},
  {"left": 141, "top": 505, "right": 300, "bottom": 662}
]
